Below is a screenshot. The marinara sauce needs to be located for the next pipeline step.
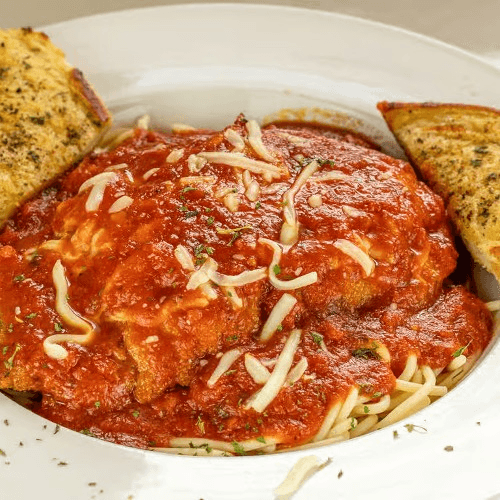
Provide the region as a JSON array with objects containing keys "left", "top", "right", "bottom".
[{"left": 0, "top": 116, "right": 492, "bottom": 450}]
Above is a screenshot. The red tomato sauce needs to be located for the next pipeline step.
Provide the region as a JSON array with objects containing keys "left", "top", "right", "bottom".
[{"left": 0, "top": 116, "right": 492, "bottom": 450}]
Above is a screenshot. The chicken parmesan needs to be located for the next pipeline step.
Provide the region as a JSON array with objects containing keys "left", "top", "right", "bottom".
[{"left": 0, "top": 115, "right": 492, "bottom": 454}]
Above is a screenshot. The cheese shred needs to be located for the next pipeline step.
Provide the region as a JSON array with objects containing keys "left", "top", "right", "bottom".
[
  {"left": 246, "top": 120, "right": 276, "bottom": 163},
  {"left": 280, "top": 159, "right": 320, "bottom": 245},
  {"left": 197, "top": 151, "right": 281, "bottom": 177},
  {"left": 207, "top": 349, "right": 241, "bottom": 388},
  {"left": 79, "top": 172, "right": 118, "bottom": 212},
  {"left": 259, "top": 238, "right": 317, "bottom": 291},
  {"left": 260, "top": 293, "right": 297, "bottom": 341},
  {"left": 333, "top": 239, "right": 376, "bottom": 277},
  {"left": 246, "top": 329, "right": 302, "bottom": 413},
  {"left": 274, "top": 455, "right": 331, "bottom": 497},
  {"left": 43, "top": 260, "right": 94, "bottom": 360}
]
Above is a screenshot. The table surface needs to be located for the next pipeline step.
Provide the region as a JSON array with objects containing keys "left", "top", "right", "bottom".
[{"left": 2, "top": 0, "right": 500, "bottom": 62}]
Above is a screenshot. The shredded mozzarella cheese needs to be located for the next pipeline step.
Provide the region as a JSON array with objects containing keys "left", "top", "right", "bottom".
[
  {"left": 333, "top": 239, "right": 376, "bottom": 277},
  {"left": 275, "top": 131, "right": 309, "bottom": 145},
  {"left": 108, "top": 195, "right": 133, "bottom": 214},
  {"left": 186, "top": 258, "right": 217, "bottom": 290},
  {"left": 245, "top": 180, "right": 260, "bottom": 201},
  {"left": 166, "top": 148, "right": 185, "bottom": 163},
  {"left": 187, "top": 154, "right": 208, "bottom": 173},
  {"left": 171, "top": 123, "right": 196, "bottom": 133},
  {"left": 259, "top": 238, "right": 318, "bottom": 290},
  {"left": 242, "top": 170, "right": 252, "bottom": 187},
  {"left": 311, "top": 171, "right": 349, "bottom": 182},
  {"left": 246, "top": 120, "right": 275, "bottom": 163},
  {"left": 308, "top": 194, "right": 322, "bottom": 207},
  {"left": 179, "top": 175, "right": 216, "bottom": 185},
  {"left": 224, "top": 286, "right": 243, "bottom": 308},
  {"left": 174, "top": 245, "right": 195, "bottom": 271},
  {"left": 280, "top": 159, "right": 319, "bottom": 245},
  {"left": 285, "top": 357, "right": 308, "bottom": 386},
  {"left": 244, "top": 353, "right": 271, "bottom": 384},
  {"left": 143, "top": 168, "right": 160, "bottom": 180},
  {"left": 207, "top": 349, "right": 241, "bottom": 388},
  {"left": 342, "top": 205, "right": 364, "bottom": 217},
  {"left": 223, "top": 192, "right": 239, "bottom": 212},
  {"left": 204, "top": 258, "right": 267, "bottom": 287},
  {"left": 260, "top": 293, "right": 297, "bottom": 341},
  {"left": 43, "top": 260, "right": 94, "bottom": 360},
  {"left": 274, "top": 456, "right": 331, "bottom": 497},
  {"left": 224, "top": 128, "right": 246, "bottom": 152},
  {"left": 246, "top": 329, "right": 302, "bottom": 412},
  {"left": 197, "top": 151, "right": 281, "bottom": 176},
  {"left": 78, "top": 172, "right": 118, "bottom": 193},
  {"left": 104, "top": 163, "right": 128, "bottom": 171},
  {"left": 136, "top": 114, "right": 150, "bottom": 130},
  {"left": 79, "top": 172, "right": 118, "bottom": 213}
]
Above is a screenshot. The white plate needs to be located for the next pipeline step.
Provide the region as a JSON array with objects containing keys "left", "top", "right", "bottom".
[{"left": 2, "top": 4, "right": 500, "bottom": 499}]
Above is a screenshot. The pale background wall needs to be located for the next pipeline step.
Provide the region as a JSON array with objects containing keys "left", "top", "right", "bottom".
[{"left": 2, "top": 0, "right": 500, "bottom": 61}]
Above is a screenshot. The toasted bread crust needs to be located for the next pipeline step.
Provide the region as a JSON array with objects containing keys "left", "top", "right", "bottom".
[
  {"left": 378, "top": 101, "right": 500, "bottom": 281},
  {"left": 0, "top": 27, "right": 111, "bottom": 225}
]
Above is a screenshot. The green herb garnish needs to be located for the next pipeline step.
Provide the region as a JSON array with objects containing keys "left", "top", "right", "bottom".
[
  {"left": 80, "top": 429, "right": 97, "bottom": 438},
  {"left": 352, "top": 345, "right": 380, "bottom": 360},
  {"left": 317, "top": 158, "right": 336, "bottom": 167},
  {"left": 196, "top": 415, "right": 205, "bottom": 435},
  {"left": 4, "top": 343, "right": 21, "bottom": 370},
  {"left": 184, "top": 210, "right": 199, "bottom": 219},
  {"left": 310, "top": 331, "right": 323, "bottom": 346},
  {"left": 404, "top": 423, "right": 427, "bottom": 433},
  {"left": 231, "top": 441, "right": 246, "bottom": 456},
  {"left": 452, "top": 341, "right": 471, "bottom": 358}
]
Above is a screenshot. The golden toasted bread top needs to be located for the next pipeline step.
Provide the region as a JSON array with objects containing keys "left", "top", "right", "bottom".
[
  {"left": 0, "top": 27, "right": 111, "bottom": 225},
  {"left": 378, "top": 101, "right": 500, "bottom": 280}
]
